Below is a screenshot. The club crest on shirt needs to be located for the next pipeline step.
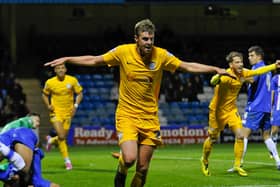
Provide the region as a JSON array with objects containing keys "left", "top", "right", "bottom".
[
  {"left": 66, "top": 83, "right": 72, "bottom": 89},
  {"left": 149, "top": 62, "right": 156, "bottom": 70}
]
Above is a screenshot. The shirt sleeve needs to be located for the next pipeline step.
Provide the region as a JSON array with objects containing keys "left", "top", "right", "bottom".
[
  {"left": 102, "top": 46, "right": 121, "bottom": 67},
  {"left": 210, "top": 74, "right": 220, "bottom": 85},
  {"left": 162, "top": 50, "right": 181, "bottom": 73},
  {"left": 19, "top": 117, "right": 34, "bottom": 128},
  {"left": 73, "top": 78, "right": 83, "bottom": 94},
  {"left": 244, "top": 64, "right": 276, "bottom": 77},
  {"left": 42, "top": 80, "right": 51, "bottom": 95}
]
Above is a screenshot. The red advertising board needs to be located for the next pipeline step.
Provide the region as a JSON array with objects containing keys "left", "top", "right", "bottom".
[{"left": 68, "top": 125, "right": 209, "bottom": 145}]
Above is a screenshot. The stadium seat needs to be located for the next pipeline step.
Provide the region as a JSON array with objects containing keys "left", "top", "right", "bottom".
[
  {"left": 92, "top": 74, "right": 103, "bottom": 80},
  {"left": 103, "top": 74, "right": 114, "bottom": 80}
]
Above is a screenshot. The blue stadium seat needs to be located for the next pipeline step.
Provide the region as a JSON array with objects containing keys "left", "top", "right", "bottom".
[
  {"left": 103, "top": 74, "right": 114, "bottom": 80},
  {"left": 92, "top": 74, "right": 103, "bottom": 80},
  {"left": 88, "top": 88, "right": 99, "bottom": 95},
  {"left": 90, "top": 95, "right": 101, "bottom": 101},
  {"left": 83, "top": 74, "right": 92, "bottom": 80}
]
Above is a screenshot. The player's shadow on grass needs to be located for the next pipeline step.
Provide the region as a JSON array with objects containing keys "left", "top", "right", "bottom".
[
  {"left": 244, "top": 164, "right": 275, "bottom": 172},
  {"left": 43, "top": 168, "right": 116, "bottom": 174},
  {"left": 75, "top": 168, "right": 117, "bottom": 173}
]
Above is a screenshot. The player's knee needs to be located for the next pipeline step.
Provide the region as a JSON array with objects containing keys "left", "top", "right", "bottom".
[
  {"left": 136, "top": 161, "right": 150, "bottom": 172},
  {"left": 271, "top": 128, "right": 278, "bottom": 137},
  {"left": 57, "top": 134, "right": 66, "bottom": 141},
  {"left": 124, "top": 160, "right": 135, "bottom": 168},
  {"left": 235, "top": 132, "right": 244, "bottom": 139},
  {"left": 122, "top": 153, "right": 137, "bottom": 167},
  {"left": 209, "top": 134, "right": 219, "bottom": 144}
]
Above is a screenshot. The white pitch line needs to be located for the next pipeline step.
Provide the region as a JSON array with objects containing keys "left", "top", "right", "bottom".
[
  {"left": 153, "top": 156, "right": 279, "bottom": 187},
  {"left": 153, "top": 156, "right": 275, "bottom": 166}
]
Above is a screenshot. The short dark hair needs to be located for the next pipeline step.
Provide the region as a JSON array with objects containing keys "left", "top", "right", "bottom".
[
  {"left": 248, "top": 45, "right": 264, "bottom": 59},
  {"left": 27, "top": 112, "right": 40, "bottom": 118},
  {"left": 226, "top": 51, "right": 243, "bottom": 63}
]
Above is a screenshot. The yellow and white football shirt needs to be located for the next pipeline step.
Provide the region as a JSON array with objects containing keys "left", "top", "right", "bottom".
[
  {"left": 210, "top": 64, "right": 276, "bottom": 112},
  {"left": 102, "top": 44, "right": 181, "bottom": 119},
  {"left": 43, "top": 75, "right": 83, "bottom": 117}
]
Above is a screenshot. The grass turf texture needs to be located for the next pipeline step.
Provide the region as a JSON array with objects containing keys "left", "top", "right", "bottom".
[{"left": 2, "top": 143, "right": 280, "bottom": 187}]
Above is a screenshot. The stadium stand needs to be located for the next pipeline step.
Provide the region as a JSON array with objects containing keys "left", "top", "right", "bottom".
[
  {"left": 72, "top": 70, "right": 250, "bottom": 128},
  {"left": 0, "top": 49, "right": 30, "bottom": 126},
  {"left": 72, "top": 73, "right": 213, "bottom": 127}
]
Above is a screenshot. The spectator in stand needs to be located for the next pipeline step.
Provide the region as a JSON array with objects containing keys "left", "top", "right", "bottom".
[
  {"left": 8, "top": 80, "right": 26, "bottom": 104},
  {"left": 183, "top": 77, "right": 200, "bottom": 102},
  {"left": 191, "top": 75, "right": 204, "bottom": 94}
]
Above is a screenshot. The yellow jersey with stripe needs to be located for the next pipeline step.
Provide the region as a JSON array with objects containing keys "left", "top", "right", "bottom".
[
  {"left": 102, "top": 44, "right": 181, "bottom": 119},
  {"left": 209, "top": 64, "right": 276, "bottom": 112},
  {"left": 43, "top": 75, "right": 83, "bottom": 116}
]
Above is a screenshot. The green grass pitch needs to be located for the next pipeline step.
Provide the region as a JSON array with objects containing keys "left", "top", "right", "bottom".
[{"left": 2, "top": 143, "right": 280, "bottom": 187}]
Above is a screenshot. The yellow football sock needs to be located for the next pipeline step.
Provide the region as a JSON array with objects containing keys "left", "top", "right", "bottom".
[
  {"left": 234, "top": 138, "right": 244, "bottom": 167},
  {"left": 202, "top": 137, "right": 213, "bottom": 163},
  {"left": 58, "top": 139, "right": 69, "bottom": 159},
  {"left": 118, "top": 154, "right": 128, "bottom": 175},
  {"left": 131, "top": 171, "right": 145, "bottom": 187}
]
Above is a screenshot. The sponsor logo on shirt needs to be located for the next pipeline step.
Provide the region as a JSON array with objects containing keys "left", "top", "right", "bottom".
[{"left": 127, "top": 73, "right": 153, "bottom": 83}]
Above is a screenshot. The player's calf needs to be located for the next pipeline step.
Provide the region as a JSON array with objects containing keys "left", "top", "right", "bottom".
[
  {"left": 45, "top": 136, "right": 52, "bottom": 152},
  {"left": 114, "top": 166, "right": 126, "bottom": 187},
  {"left": 131, "top": 170, "right": 147, "bottom": 187}
]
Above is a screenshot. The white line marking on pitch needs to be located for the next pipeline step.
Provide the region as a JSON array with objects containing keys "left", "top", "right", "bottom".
[{"left": 153, "top": 156, "right": 274, "bottom": 166}]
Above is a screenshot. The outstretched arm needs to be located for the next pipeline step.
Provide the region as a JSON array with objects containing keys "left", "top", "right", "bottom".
[
  {"left": 44, "top": 55, "right": 106, "bottom": 67},
  {"left": 178, "top": 61, "right": 228, "bottom": 75},
  {"left": 247, "top": 61, "right": 280, "bottom": 77}
]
